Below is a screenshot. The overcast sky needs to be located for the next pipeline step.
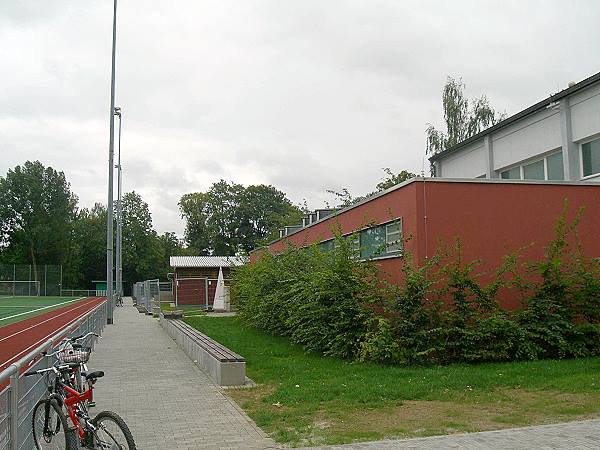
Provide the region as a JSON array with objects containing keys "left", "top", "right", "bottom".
[{"left": 1, "top": 1, "right": 599, "bottom": 236}]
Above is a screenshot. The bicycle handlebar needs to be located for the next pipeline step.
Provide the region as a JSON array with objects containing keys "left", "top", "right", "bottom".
[
  {"left": 24, "top": 366, "right": 59, "bottom": 377},
  {"left": 70, "top": 332, "right": 100, "bottom": 342},
  {"left": 42, "top": 332, "right": 100, "bottom": 357},
  {"left": 24, "top": 363, "right": 80, "bottom": 377}
]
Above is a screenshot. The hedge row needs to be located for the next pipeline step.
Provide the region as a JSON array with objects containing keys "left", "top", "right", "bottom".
[{"left": 232, "top": 209, "right": 600, "bottom": 364}]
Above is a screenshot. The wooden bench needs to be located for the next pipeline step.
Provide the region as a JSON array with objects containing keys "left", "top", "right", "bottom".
[{"left": 159, "top": 316, "right": 246, "bottom": 386}]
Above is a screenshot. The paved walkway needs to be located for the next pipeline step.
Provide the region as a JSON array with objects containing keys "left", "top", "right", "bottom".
[
  {"left": 301, "top": 419, "right": 600, "bottom": 449},
  {"left": 87, "top": 298, "right": 275, "bottom": 450}
]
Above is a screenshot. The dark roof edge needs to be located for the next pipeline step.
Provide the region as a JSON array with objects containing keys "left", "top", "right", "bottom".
[{"left": 429, "top": 70, "right": 600, "bottom": 162}]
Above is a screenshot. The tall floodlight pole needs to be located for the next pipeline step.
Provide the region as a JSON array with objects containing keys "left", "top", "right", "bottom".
[
  {"left": 106, "top": 0, "right": 118, "bottom": 324},
  {"left": 114, "top": 107, "right": 123, "bottom": 301}
]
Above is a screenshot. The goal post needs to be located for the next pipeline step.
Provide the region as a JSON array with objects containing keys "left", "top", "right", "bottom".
[{"left": 0, "top": 280, "right": 41, "bottom": 297}]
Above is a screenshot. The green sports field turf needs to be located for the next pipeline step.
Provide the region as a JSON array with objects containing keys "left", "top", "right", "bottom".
[{"left": 0, "top": 296, "right": 85, "bottom": 327}]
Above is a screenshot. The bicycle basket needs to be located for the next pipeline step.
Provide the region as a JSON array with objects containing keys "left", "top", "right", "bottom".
[{"left": 59, "top": 347, "right": 91, "bottom": 364}]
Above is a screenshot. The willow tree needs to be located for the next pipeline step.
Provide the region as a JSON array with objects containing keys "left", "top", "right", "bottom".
[{"left": 426, "top": 76, "right": 505, "bottom": 155}]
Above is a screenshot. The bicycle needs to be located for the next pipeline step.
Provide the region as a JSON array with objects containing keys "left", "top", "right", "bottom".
[{"left": 25, "top": 335, "right": 136, "bottom": 449}]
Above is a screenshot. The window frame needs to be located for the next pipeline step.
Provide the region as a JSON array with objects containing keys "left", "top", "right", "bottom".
[
  {"left": 546, "top": 151, "right": 565, "bottom": 181},
  {"left": 498, "top": 150, "right": 564, "bottom": 181},
  {"left": 347, "top": 233, "right": 361, "bottom": 259},
  {"left": 385, "top": 221, "right": 402, "bottom": 254},
  {"left": 580, "top": 136, "right": 600, "bottom": 179},
  {"left": 522, "top": 158, "right": 545, "bottom": 180},
  {"left": 316, "top": 218, "right": 404, "bottom": 261}
]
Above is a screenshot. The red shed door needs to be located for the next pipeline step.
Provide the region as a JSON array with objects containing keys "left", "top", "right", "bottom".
[
  {"left": 206, "top": 279, "right": 218, "bottom": 307},
  {"left": 176, "top": 278, "right": 207, "bottom": 306}
]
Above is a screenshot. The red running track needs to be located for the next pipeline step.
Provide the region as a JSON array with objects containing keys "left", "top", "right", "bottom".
[{"left": 0, "top": 297, "right": 106, "bottom": 375}]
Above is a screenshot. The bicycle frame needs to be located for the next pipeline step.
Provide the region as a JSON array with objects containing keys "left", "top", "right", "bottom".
[{"left": 61, "top": 380, "right": 94, "bottom": 440}]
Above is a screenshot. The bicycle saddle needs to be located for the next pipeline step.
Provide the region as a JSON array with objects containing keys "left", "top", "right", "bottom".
[{"left": 85, "top": 371, "right": 105, "bottom": 380}]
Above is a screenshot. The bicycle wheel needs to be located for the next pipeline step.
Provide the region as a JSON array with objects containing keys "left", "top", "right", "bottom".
[
  {"left": 31, "top": 399, "right": 69, "bottom": 450},
  {"left": 90, "top": 411, "right": 136, "bottom": 450}
]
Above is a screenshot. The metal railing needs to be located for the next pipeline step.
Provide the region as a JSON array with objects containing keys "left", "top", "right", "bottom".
[
  {"left": 0, "top": 300, "right": 108, "bottom": 450},
  {"left": 132, "top": 279, "right": 160, "bottom": 313},
  {"left": 159, "top": 281, "right": 172, "bottom": 293}
]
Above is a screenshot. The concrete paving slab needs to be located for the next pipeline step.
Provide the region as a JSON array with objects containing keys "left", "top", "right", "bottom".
[
  {"left": 299, "top": 418, "right": 600, "bottom": 449},
  {"left": 87, "top": 298, "right": 276, "bottom": 449}
]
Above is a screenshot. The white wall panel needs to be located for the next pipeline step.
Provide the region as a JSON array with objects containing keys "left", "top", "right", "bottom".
[
  {"left": 492, "top": 110, "right": 561, "bottom": 170},
  {"left": 439, "top": 142, "right": 486, "bottom": 178},
  {"left": 571, "top": 91, "right": 600, "bottom": 142}
]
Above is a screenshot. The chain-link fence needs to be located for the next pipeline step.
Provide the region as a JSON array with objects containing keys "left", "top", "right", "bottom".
[
  {"left": 0, "top": 299, "right": 108, "bottom": 450},
  {"left": 0, "top": 281, "right": 40, "bottom": 297},
  {"left": 59, "top": 289, "right": 100, "bottom": 297},
  {"left": 0, "top": 264, "right": 62, "bottom": 297}
]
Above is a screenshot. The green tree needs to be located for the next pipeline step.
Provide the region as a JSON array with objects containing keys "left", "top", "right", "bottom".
[
  {"left": 179, "top": 192, "right": 211, "bottom": 255},
  {"left": 121, "top": 191, "right": 164, "bottom": 285},
  {"left": 426, "top": 76, "right": 505, "bottom": 155},
  {"left": 155, "top": 231, "right": 192, "bottom": 277},
  {"left": 375, "top": 168, "right": 416, "bottom": 191},
  {"left": 179, "top": 180, "right": 302, "bottom": 255},
  {"left": 158, "top": 232, "right": 187, "bottom": 258},
  {"left": 237, "top": 184, "right": 304, "bottom": 251},
  {"left": 0, "top": 161, "right": 78, "bottom": 280},
  {"left": 327, "top": 168, "right": 416, "bottom": 208},
  {"left": 71, "top": 203, "right": 107, "bottom": 288}
]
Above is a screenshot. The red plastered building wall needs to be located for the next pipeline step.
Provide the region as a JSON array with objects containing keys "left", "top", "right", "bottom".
[{"left": 253, "top": 180, "right": 600, "bottom": 310}]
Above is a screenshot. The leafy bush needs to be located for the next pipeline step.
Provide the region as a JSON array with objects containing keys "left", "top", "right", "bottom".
[
  {"left": 232, "top": 235, "right": 380, "bottom": 359},
  {"left": 234, "top": 206, "right": 600, "bottom": 365},
  {"left": 358, "top": 317, "right": 401, "bottom": 363}
]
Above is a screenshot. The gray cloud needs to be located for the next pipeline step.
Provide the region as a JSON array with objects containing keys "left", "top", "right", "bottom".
[{"left": 1, "top": 0, "right": 600, "bottom": 237}]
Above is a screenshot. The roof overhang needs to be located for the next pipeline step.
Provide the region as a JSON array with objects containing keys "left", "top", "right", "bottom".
[{"left": 429, "top": 70, "right": 600, "bottom": 163}]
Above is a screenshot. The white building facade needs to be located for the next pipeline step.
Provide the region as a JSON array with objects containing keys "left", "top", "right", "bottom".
[{"left": 430, "top": 72, "right": 600, "bottom": 183}]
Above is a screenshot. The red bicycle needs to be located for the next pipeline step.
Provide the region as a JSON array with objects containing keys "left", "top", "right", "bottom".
[{"left": 25, "top": 337, "right": 136, "bottom": 449}]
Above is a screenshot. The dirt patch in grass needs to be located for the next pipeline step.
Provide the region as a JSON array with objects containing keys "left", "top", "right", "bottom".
[
  {"left": 228, "top": 384, "right": 275, "bottom": 406},
  {"left": 299, "top": 389, "right": 600, "bottom": 447}
]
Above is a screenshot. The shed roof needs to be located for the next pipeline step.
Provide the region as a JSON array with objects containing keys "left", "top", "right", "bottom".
[{"left": 169, "top": 256, "right": 246, "bottom": 268}]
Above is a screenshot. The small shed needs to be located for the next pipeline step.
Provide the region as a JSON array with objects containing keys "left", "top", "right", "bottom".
[
  {"left": 170, "top": 256, "right": 245, "bottom": 308},
  {"left": 92, "top": 280, "right": 117, "bottom": 296}
]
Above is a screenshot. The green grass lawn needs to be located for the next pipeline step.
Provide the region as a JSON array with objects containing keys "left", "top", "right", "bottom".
[
  {"left": 185, "top": 316, "right": 600, "bottom": 447},
  {"left": 0, "top": 296, "right": 81, "bottom": 327}
]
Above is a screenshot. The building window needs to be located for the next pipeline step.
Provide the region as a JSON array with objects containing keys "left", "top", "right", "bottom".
[
  {"left": 546, "top": 152, "right": 564, "bottom": 180},
  {"left": 348, "top": 234, "right": 360, "bottom": 253},
  {"left": 319, "top": 235, "right": 359, "bottom": 256},
  {"left": 360, "top": 226, "right": 386, "bottom": 259},
  {"left": 500, "top": 167, "right": 521, "bottom": 180},
  {"left": 500, "top": 151, "right": 564, "bottom": 181},
  {"left": 359, "top": 220, "right": 402, "bottom": 259},
  {"left": 385, "top": 222, "right": 402, "bottom": 253},
  {"left": 582, "top": 138, "right": 600, "bottom": 177},
  {"left": 340, "top": 234, "right": 361, "bottom": 259},
  {"left": 318, "top": 220, "right": 402, "bottom": 260},
  {"left": 319, "top": 239, "right": 335, "bottom": 252},
  {"left": 523, "top": 159, "right": 544, "bottom": 180}
]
